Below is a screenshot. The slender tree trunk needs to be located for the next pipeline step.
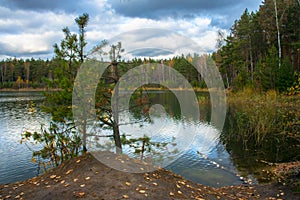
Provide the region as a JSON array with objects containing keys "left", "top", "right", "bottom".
[
  {"left": 249, "top": 37, "right": 254, "bottom": 83},
  {"left": 273, "top": 0, "right": 281, "bottom": 68},
  {"left": 82, "top": 119, "right": 87, "bottom": 152},
  {"left": 0, "top": 65, "right": 3, "bottom": 85},
  {"left": 111, "top": 45, "right": 122, "bottom": 154}
]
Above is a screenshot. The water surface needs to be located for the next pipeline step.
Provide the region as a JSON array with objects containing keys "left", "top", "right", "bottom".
[{"left": 0, "top": 91, "right": 245, "bottom": 187}]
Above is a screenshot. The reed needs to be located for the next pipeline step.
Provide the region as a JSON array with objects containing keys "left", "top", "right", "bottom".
[{"left": 226, "top": 87, "right": 300, "bottom": 148}]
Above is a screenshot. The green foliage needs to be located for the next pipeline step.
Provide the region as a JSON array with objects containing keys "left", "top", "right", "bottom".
[
  {"left": 0, "top": 58, "right": 50, "bottom": 89},
  {"left": 21, "top": 13, "right": 90, "bottom": 169},
  {"left": 21, "top": 122, "right": 81, "bottom": 169},
  {"left": 287, "top": 72, "right": 300, "bottom": 95},
  {"left": 276, "top": 58, "right": 295, "bottom": 92},
  {"left": 214, "top": 0, "right": 300, "bottom": 91}
]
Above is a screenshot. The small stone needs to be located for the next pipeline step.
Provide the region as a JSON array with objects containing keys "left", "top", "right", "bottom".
[
  {"left": 85, "top": 177, "right": 90, "bottom": 180},
  {"left": 178, "top": 190, "right": 182, "bottom": 195},
  {"left": 169, "top": 192, "right": 174, "bottom": 196},
  {"left": 122, "top": 194, "right": 129, "bottom": 199},
  {"left": 139, "top": 190, "right": 146, "bottom": 194}
]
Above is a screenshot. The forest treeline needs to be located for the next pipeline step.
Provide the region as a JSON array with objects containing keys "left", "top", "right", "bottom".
[
  {"left": 213, "top": 0, "right": 300, "bottom": 92},
  {"left": 0, "top": 55, "right": 205, "bottom": 89},
  {"left": 1, "top": 0, "right": 299, "bottom": 93}
]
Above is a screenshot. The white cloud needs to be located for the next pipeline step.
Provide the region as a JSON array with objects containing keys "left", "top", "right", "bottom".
[{"left": 0, "top": 1, "right": 260, "bottom": 59}]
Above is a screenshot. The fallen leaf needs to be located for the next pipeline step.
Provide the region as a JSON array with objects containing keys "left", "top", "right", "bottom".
[
  {"left": 76, "top": 192, "right": 85, "bottom": 197},
  {"left": 50, "top": 175, "right": 56, "bottom": 179},
  {"left": 65, "top": 169, "right": 73, "bottom": 175},
  {"left": 178, "top": 181, "right": 186, "bottom": 185},
  {"left": 195, "top": 197, "right": 205, "bottom": 200},
  {"left": 125, "top": 182, "right": 131, "bottom": 186}
]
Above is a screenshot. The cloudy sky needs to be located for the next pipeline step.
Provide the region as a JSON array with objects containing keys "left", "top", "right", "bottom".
[{"left": 0, "top": 0, "right": 262, "bottom": 60}]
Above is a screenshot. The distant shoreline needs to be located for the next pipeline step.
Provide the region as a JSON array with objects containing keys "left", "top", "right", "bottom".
[
  {"left": 0, "top": 88, "right": 60, "bottom": 92},
  {"left": 0, "top": 87, "right": 210, "bottom": 92}
]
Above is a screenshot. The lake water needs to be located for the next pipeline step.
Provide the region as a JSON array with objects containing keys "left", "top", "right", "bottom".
[
  {"left": 0, "top": 91, "right": 50, "bottom": 184},
  {"left": 0, "top": 91, "right": 247, "bottom": 187}
]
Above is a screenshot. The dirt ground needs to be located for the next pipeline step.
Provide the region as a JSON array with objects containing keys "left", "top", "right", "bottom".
[{"left": 0, "top": 153, "right": 299, "bottom": 200}]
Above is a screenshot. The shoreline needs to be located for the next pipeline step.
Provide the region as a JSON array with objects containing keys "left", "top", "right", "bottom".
[
  {"left": 1, "top": 153, "right": 298, "bottom": 199},
  {"left": 0, "top": 88, "right": 60, "bottom": 92},
  {"left": 0, "top": 87, "right": 210, "bottom": 93}
]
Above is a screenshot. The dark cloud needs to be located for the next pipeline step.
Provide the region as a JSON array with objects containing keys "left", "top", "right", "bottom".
[
  {"left": 0, "top": 0, "right": 99, "bottom": 14},
  {"left": 129, "top": 48, "right": 173, "bottom": 57},
  {"left": 110, "top": 0, "right": 260, "bottom": 18},
  {"left": 109, "top": 0, "right": 261, "bottom": 28},
  {"left": 0, "top": 0, "right": 69, "bottom": 11}
]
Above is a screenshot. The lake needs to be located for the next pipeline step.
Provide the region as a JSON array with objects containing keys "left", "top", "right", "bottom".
[
  {"left": 0, "top": 91, "right": 50, "bottom": 184},
  {"left": 0, "top": 91, "right": 248, "bottom": 187}
]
